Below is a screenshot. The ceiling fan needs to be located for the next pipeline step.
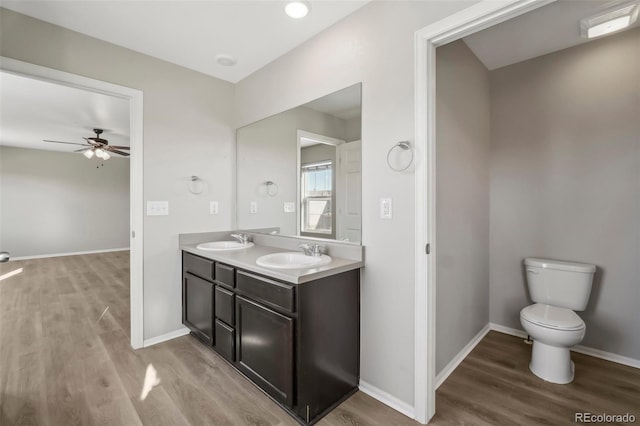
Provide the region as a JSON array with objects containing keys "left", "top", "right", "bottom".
[{"left": 43, "top": 128, "right": 130, "bottom": 160}]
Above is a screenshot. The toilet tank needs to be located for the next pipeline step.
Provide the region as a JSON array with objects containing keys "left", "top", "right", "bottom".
[{"left": 524, "top": 258, "right": 596, "bottom": 311}]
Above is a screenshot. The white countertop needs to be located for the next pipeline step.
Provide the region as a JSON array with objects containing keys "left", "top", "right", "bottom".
[{"left": 180, "top": 242, "right": 364, "bottom": 284}]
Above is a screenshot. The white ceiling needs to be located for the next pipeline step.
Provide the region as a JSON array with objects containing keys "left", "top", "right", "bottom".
[
  {"left": 5, "top": 1, "right": 637, "bottom": 155},
  {"left": 464, "top": 0, "right": 640, "bottom": 70},
  {"left": 1, "top": 0, "right": 370, "bottom": 84},
  {"left": 0, "top": 71, "right": 130, "bottom": 153}
]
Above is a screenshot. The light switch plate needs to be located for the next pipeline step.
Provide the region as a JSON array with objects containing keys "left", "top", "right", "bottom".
[
  {"left": 380, "top": 198, "right": 392, "bottom": 219},
  {"left": 147, "top": 201, "right": 169, "bottom": 216},
  {"left": 250, "top": 201, "right": 258, "bottom": 214},
  {"left": 284, "top": 202, "right": 295, "bottom": 213},
  {"left": 210, "top": 201, "right": 219, "bottom": 215}
]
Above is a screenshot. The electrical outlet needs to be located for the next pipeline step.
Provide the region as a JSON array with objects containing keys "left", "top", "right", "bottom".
[
  {"left": 209, "top": 201, "right": 219, "bottom": 215},
  {"left": 380, "top": 198, "right": 392, "bottom": 219},
  {"left": 147, "top": 201, "right": 169, "bottom": 216},
  {"left": 250, "top": 201, "right": 258, "bottom": 214},
  {"left": 284, "top": 202, "right": 295, "bottom": 213}
]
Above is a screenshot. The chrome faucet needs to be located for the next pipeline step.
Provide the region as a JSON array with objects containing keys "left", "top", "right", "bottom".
[
  {"left": 230, "top": 233, "right": 252, "bottom": 244},
  {"left": 298, "top": 243, "right": 325, "bottom": 257}
]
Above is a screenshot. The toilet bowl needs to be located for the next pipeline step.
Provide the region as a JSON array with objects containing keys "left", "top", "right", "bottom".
[
  {"left": 520, "top": 303, "right": 586, "bottom": 384},
  {"left": 521, "top": 258, "right": 595, "bottom": 384}
]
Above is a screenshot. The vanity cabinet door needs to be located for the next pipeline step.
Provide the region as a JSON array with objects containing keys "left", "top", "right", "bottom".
[
  {"left": 183, "top": 272, "right": 214, "bottom": 345},
  {"left": 235, "top": 295, "right": 294, "bottom": 407}
]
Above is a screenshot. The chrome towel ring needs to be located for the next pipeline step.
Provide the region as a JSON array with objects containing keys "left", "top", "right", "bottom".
[
  {"left": 386, "top": 141, "right": 414, "bottom": 172},
  {"left": 265, "top": 181, "right": 278, "bottom": 196}
]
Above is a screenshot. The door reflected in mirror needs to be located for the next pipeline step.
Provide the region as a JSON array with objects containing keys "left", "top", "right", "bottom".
[{"left": 236, "top": 83, "right": 362, "bottom": 243}]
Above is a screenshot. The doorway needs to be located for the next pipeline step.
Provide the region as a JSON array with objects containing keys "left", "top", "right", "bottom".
[
  {"left": 0, "top": 57, "right": 144, "bottom": 349},
  {"left": 415, "top": 0, "right": 640, "bottom": 422},
  {"left": 413, "top": 0, "right": 556, "bottom": 422}
]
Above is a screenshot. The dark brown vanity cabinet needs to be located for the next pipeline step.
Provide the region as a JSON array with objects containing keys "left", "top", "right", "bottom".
[
  {"left": 236, "top": 295, "right": 294, "bottom": 406},
  {"left": 182, "top": 251, "right": 360, "bottom": 425},
  {"left": 182, "top": 253, "right": 215, "bottom": 345}
]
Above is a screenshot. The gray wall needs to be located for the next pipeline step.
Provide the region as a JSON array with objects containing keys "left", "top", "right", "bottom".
[
  {"left": 0, "top": 146, "right": 129, "bottom": 257},
  {"left": 344, "top": 116, "right": 362, "bottom": 142},
  {"left": 235, "top": 0, "right": 478, "bottom": 405},
  {"left": 489, "top": 28, "right": 640, "bottom": 359},
  {"left": 236, "top": 105, "right": 347, "bottom": 236},
  {"left": 1, "top": 8, "right": 236, "bottom": 341},
  {"left": 435, "top": 41, "right": 491, "bottom": 373}
]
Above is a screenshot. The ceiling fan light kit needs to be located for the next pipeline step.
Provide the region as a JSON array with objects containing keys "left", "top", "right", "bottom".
[{"left": 43, "top": 128, "right": 130, "bottom": 160}]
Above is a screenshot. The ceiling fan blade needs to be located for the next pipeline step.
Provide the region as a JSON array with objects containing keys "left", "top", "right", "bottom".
[
  {"left": 43, "top": 140, "right": 88, "bottom": 146},
  {"left": 108, "top": 148, "right": 130, "bottom": 157},
  {"left": 74, "top": 148, "right": 91, "bottom": 153},
  {"left": 84, "top": 137, "right": 106, "bottom": 145},
  {"left": 109, "top": 145, "right": 130, "bottom": 150}
]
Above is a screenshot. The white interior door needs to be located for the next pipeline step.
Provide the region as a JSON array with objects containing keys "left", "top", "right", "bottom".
[{"left": 336, "top": 140, "right": 361, "bottom": 242}]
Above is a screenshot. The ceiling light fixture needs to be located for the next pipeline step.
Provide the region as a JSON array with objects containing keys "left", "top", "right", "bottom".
[
  {"left": 83, "top": 147, "right": 112, "bottom": 161},
  {"left": 580, "top": 2, "right": 638, "bottom": 39},
  {"left": 215, "top": 54, "right": 237, "bottom": 67},
  {"left": 285, "top": 1, "right": 310, "bottom": 19}
]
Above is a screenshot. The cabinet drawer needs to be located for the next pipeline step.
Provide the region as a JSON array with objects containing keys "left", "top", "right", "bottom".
[
  {"left": 214, "top": 319, "right": 235, "bottom": 362},
  {"left": 236, "top": 271, "right": 295, "bottom": 314},
  {"left": 183, "top": 252, "right": 215, "bottom": 281},
  {"left": 215, "top": 285, "right": 235, "bottom": 326},
  {"left": 215, "top": 263, "right": 235, "bottom": 289}
]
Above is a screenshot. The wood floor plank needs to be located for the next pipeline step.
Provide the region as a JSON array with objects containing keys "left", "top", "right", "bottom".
[
  {"left": 98, "top": 329, "right": 191, "bottom": 426},
  {"left": 1, "top": 254, "right": 637, "bottom": 426},
  {"left": 432, "top": 331, "right": 640, "bottom": 425},
  {"left": 0, "top": 351, "right": 49, "bottom": 426}
]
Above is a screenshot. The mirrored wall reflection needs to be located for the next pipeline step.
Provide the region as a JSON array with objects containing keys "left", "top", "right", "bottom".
[{"left": 236, "top": 83, "right": 362, "bottom": 243}]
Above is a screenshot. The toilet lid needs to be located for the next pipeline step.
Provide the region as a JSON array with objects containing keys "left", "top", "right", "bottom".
[{"left": 521, "top": 304, "right": 585, "bottom": 330}]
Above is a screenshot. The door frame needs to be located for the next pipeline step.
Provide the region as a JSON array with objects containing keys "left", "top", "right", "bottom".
[
  {"left": 336, "top": 139, "right": 361, "bottom": 242},
  {"left": 412, "top": 0, "right": 555, "bottom": 422},
  {"left": 1, "top": 57, "right": 145, "bottom": 349}
]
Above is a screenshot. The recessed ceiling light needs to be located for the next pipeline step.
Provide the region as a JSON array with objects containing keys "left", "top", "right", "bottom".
[
  {"left": 215, "top": 54, "right": 237, "bottom": 67},
  {"left": 580, "top": 2, "right": 638, "bottom": 39},
  {"left": 285, "top": 1, "right": 310, "bottom": 19}
]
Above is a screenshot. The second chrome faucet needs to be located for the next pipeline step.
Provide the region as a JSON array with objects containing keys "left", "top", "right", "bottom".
[
  {"left": 230, "top": 233, "right": 252, "bottom": 244},
  {"left": 298, "top": 243, "right": 325, "bottom": 257}
]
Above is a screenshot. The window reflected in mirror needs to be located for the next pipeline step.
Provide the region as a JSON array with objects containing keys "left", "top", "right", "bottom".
[{"left": 301, "top": 160, "right": 333, "bottom": 236}]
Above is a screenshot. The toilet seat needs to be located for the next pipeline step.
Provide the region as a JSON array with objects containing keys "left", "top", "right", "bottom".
[{"left": 521, "top": 304, "right": 585, "bottom": 331}]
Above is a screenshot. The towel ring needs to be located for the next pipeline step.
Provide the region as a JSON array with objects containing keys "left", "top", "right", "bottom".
[
  {"left": 386, "top": 141, "right": 413, "bottom": 172},
  {"left": 188, "top": 176, "right": 205, "bottom": 194},
  {"left": 265, "top": 181, "right": 278, "bottom": 196}
]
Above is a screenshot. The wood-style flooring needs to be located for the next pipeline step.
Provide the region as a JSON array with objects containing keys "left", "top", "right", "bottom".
[
  {"left": 432, "top": 331, "right": 640, "bottom": 425},
  {"left": 1, "top": 252, "right": 638, "bottom": 425}
]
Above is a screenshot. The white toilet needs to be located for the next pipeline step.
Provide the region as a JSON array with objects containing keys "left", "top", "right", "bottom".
[{"left": 520, "top": 258, "right": 596, "bottom": 384}]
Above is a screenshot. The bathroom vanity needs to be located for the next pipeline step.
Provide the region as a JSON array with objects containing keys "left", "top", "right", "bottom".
[{"left": 179, "top": 232, "right": 363, "bottom": 425}]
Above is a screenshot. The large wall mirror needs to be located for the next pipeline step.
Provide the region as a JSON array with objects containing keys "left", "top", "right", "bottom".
[{"left": 236, "top": 83, "right": 362, "bottom": 243}]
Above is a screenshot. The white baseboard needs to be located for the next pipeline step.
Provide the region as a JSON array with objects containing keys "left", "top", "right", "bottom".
[
  {"left": 489, "top": 323, "right": 640, "bottom": 369},
  {"left": 571, "top": 344, "right": 640, "bottom": 369},
  {"left": 11, "top": 247, "right": 130, "bottom": 261},
  {"left": 435, "top": 324, "right": 491, "bottom": 389},
  {"left": 489, "top": 322, "right": 527, "bottom": 339},
  {"left": 143, "top": 327, "right": 190, "bottom": 348},
  {"left": 358, "top": 380, "right": 415, "bottom": 419}
]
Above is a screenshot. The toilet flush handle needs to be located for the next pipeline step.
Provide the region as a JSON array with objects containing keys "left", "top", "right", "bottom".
[{"left": 526, "top": 268, "right": 540, "bottom": 274}]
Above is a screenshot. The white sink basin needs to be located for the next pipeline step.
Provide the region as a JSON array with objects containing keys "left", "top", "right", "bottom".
[
  {"left": 256, "top": 252, "right": 332, "bottom": 269},
  {"left": 196, "top": 241, "right": 255, "bottom": 251}
]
